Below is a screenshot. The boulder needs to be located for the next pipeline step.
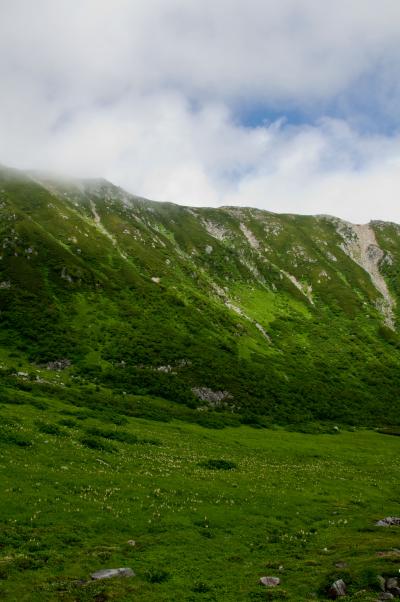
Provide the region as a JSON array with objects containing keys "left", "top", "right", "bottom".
[
  {"left": 328, "top": 579, "right": 346, "bottom": 598},
  {"left": 375, "top": 517, "right": 400, "bottom": 527},
  {"left": 388, "top": 587, "right": 400, "bottom": 597},
  {"left": 91, "top": 568, "right": 135, "bottom": 580},
  {"left": 378, "top": 593, "right": 394, "bottom": 600},
  {"left": 260, "top": 576, "right": 280, "bottom": 587},
  {"left": 386, "top": 578, "right": 399, "bottom": 590}
]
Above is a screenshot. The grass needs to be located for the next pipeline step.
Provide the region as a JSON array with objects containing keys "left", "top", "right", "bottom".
[{"left": 0, "top": 391, "right": 399, "bottom": 601}]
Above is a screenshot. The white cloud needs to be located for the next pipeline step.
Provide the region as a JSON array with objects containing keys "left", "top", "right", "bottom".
[{"left": 1, "top": 0, "right": 400, "bottom": 222}]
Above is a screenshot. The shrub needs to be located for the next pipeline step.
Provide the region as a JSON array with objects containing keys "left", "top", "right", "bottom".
[
  {"left": 199, "top": 459, "right": 237, "bottom": 470},
  {"left": 79, "top": 437, "right": 116, "bottom": 452},
  {"left": 35, "top": 421, "right": 66, "bottom": 436},
  {"left": 192, "top": 582, "right": 211, "bottom": 593},
  {"left": 144, "top": 569, "right": 170, "bottom": 583},
  {"left": 85, "top": 427, "right": 138, "bottom": 444},
  {"left": 85, "top": 427, "right": 160, "bottom": 446},
  {"left": 0, "top": 427, "right": 32, "bottom": 447},
  {"left": 58, "top": 418, "right": 78, "bottom": 428}
]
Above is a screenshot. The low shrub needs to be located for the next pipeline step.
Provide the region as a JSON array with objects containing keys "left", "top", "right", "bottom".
[
  {"left": 0, "top": 427, "right": 32, "bottom": 447},
  {"left": 79, "top": 436, "right": 116, "bottom": 452},
  {"left": 144, "top": 569, "right": 170, "bottom": 583},
  {"left": 199, "top": 459, "right": 237, "bottom": 470},
  {"left": 58, "top": 418, "right": 78, "bottom": 428},
  {"left": 35, "top": 421, "right": 66, "bottom": 436},
  {"left": 85, "top": 426, "right": 161, "bottom": 446}
]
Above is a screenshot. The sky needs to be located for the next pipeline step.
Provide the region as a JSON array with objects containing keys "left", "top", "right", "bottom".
[{"left": 1, "top": 0, "right": 400, "bottom": 223}]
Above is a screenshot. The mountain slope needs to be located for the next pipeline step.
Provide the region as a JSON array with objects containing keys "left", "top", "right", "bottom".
[{"left": 1, "top": 164, "right": 400, "bottom": 425}]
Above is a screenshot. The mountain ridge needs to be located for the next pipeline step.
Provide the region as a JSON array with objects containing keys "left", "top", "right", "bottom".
[{"left": 1, "top": 164, "right": 400, "bottom": 426}]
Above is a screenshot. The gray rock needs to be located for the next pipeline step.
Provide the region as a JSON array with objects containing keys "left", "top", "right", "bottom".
[
  {"left": 260, "top": 576, "right": 280, "bottom": 587},
  {"left": 335, "top": 562, "right": 348, "bottom": 569},
  {"left": 388, "top": 587, "right": 400, "bottom": 597},
  {"left": 375, "top": 517, "right": 400, "bottom": 527},
  {"left": 376, "top": 575, "right": 386, "bottom": 591},
  {"left": 328, "top": 579, "right": 346, "bottom": 598},
  {"left": 127, "top": 539, "right": 136, "bottom": 546},
  {"left": 46, "top": 358, "right": 71, "bottom": 371},
  {"left": 90, "top": 567, "right": 135, "bottom": 580},
  {"left": 386, "top": 578, "right": 399, "bottom": 590},
  {"left": 378, "top": 594, "right": 394, "bottom": 600}
]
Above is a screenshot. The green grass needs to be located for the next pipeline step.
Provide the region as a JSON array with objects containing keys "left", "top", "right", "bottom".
[{"left": 0, "top": 391, "right": 399, "bottom": 601}]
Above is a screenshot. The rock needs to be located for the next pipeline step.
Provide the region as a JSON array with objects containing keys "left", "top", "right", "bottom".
[
  {"left": 328, "top": 579, "right": 346, "bottom": 598},
  {"left": 386, "top": 578, "right": 399, "bottom": 590},
  {"left": 260, "top": 576, "right": 280, "bottom": 587},
  {"left": 127, "top": 540, "right": 136, "bottom": 547},
  {"left": 71, "top": 579, "right": 87, "bottom": 587},
  {"left": 46, "top": 358, "right": 71, "bottom": 371},
  {"left": 388, "top": 587, "right": 400, "bottom": 598},
  {"left": 378, "top": 594, "right": 394, "bottom": 600},
  {"left": 377, "top": 575, "right": 386, "bottom": 591},
  {"left": 375, "top": 517, "right": 400, "bottom": 527},
  {"left": 90, "top": 568, "right": 135, "bottom": 580},
  {"left": 335, "top": 562, "right": 348, "bottom": 569},
  {"left": 376, "top": 550, "right": 400, "bottom": 558}
]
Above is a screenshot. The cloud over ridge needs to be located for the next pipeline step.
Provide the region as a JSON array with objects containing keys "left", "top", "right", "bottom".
[{"left": 1, "top": 0, "right": 400, "bottom": 222}]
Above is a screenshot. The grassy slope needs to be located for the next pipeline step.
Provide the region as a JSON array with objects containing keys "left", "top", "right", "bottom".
[
  {"left": 0, "top": 389, "right": 399, "bottom": 601},
  {"left": 1, "top": 167, "right": 400, "bottom": 601},
  {"left": 1, "top": 166, "right": 400, "bottom": 425}
]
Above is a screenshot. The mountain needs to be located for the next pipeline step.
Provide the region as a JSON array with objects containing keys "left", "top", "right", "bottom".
[{"left": 1, "top": 164, "right": 400, "bottom": 426}]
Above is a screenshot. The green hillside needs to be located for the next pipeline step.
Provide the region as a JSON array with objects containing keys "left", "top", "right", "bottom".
[
  {"left": 1, "top": 164, "right": 400, "bottom": 426},
  {"left": 1, "top": 165, "right": 400, "bottom": 602},
  {"left": 0, "top": 386, "right": 399, "bottom": 601}
]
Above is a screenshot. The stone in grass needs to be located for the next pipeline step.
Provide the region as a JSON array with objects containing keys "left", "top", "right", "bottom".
[
  {"left": 378, "top": 593, "right": 394, "bottom": 600},
  {"left": 91, "top": 568, "right": 135, "bottom": 580},
  {"left": 386, "top": 577, "right": 399, "bottom": 590},
  {"left": 328, "top": 579, "right": 346, "bottom": 598},
  {"left": 260, "top": 576, "right": 280, "bottom": 587},
  {"left": 335, "top": 562, "right": 348, "bottom": 569},
  {"left": 375, "top": 517, "right": 400, "bottom": 527},
  {"left": 127, "top": 540, "right": 136, "bottom": 547},
  {"left": 388, "top": 587, "right": 400, "bottom": 597}
]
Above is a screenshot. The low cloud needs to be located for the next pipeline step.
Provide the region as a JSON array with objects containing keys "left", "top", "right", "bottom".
[{"left": 1, "top": 0, "right": 400, "bottom": 222}]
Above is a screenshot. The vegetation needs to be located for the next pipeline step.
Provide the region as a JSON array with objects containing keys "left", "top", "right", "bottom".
[
  {"left": 0, "top": 165, "right": 400, "bottom": 600},
  {"left": 0, "top": 165, "right": 400, "bottom": 427},
  {"left": 0, "top": 388, "right": 399, "bottom": 601}
]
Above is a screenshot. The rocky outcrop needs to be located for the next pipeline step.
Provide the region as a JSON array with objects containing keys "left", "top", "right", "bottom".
[
  {"left": 259, "top": 576, "right": 280, "bottom": 587},
  {"left": 336, "top": 221, "right": 395, "bottom": 328},
  {"left": 375, "top": 517, "right": 400, "bottom": 527},
  {"left": 91, "top": 567, "right": 135, "bottom": 580},
  {"left": 328, "top": 579, "right": 346, "bottom": 598}
]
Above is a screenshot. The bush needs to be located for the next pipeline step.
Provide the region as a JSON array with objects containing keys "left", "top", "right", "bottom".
[
  {"left": 85, "top": 426, "right": 138, "bottom": 444},
  {"left": 79, "top": 437, "right": 116, "bottom": 452},
  {"left": 144, "top": 569, "right": 170, "bottom": 583},
  {"left": 35, "top": 421, "right": 67, "bottom": 436},
  {"left": 0, "top": 427, "right": 32, "bottom": 447},
  {"left": 199, "top": 459, "right": 237, "bottom": 470},
  {"left": 85, "top": 426, "right": 161, "bottom": 446},
  {"left": 58, "top": 418, "right": 78, "bottom": 428}
]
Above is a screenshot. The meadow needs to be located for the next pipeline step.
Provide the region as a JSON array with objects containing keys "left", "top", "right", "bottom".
[{"left": 0, "top": 387, "right": 399, "bottom": 601}]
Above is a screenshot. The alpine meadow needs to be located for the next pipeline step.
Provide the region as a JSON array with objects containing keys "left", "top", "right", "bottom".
[{"left": 0, "top": 164, "right": 399, "bottom": 601}]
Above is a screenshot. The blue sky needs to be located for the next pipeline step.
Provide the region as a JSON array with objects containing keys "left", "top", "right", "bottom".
[{"left": 1, "top": 0, "right": 400, "bottom": 222}]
